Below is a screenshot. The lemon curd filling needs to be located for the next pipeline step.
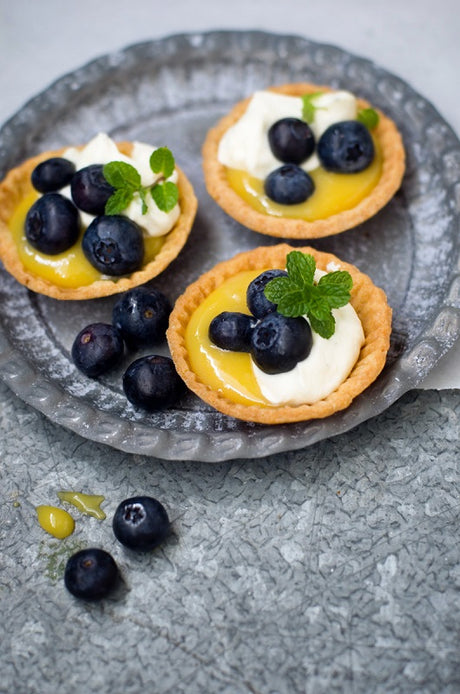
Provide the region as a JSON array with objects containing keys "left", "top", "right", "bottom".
[
  {"left": 226, "top": 139, "right": 382, "bottom": 221},
  {"left": 36, "top": 505, "right": 75, "bottom": 539},
  {"left": 185, "top": 270, "right": 271, "bottom": 407},
  {"left": 57, "top": 491, "right": 106, "bottom": 520},
  {"left": 9, "top": 190, "right": 165, "bottom": 288}
]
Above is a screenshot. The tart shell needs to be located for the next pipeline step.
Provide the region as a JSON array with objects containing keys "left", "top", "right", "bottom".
[
  {"left": 202, "top": 83, "right": 405, "bottom": 239},
  {"left": 0, "top": 142, "right": 197, "bottom": 300},
  {"left": 167, "top": 244, "right": 392, "bottom": 424}
]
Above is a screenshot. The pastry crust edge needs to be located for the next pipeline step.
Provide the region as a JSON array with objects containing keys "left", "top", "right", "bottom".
[
  {"left": 202, "top": 83, "right": 405, "bottom": 239},
  {"left": 0, "top": 142, "right": 198, "bottom": 300},
  {"left": 167, "top": 244, "right": 392, "bottom": 424}
]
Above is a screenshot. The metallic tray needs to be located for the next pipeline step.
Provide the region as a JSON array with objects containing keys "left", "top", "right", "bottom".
[{"left": 0, "top": 30, "right": 459, "bottom": 461}]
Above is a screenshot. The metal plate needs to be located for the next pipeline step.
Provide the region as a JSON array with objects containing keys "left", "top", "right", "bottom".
[{"left": 0, "top": 30, "right": 459, "bottom": 461}]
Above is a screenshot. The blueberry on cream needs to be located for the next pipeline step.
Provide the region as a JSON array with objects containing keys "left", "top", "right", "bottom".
[{"left": 217, "top": 89, "right": 358, "bottom": 179}]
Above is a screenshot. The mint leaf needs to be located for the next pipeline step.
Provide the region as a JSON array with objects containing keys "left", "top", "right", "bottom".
[
  {"left": 138, "top": 187, "right": 148, "bottom": 215},
  {"left": 103, "top": 160, "right": 141, "bottom": 189},
  {"left": 357, "top": 107, "right": 379, "bottom": 130},
  {"left": 150, "top": 147, "right": 175, "bottom": 178},
  {"left": 104, "top": 161, "right": 143, "bottom": 215},
  {"left": 105, "top": 188, "right": 134, "bottom": 215},
  {"left": 151, "top": 180, "right": 179, "bottom": 213},
  {"left": 301, "top": 91, "right": 323, "bottom": 123},
  {"left": 149, "top": 147, "right": 178, "bottom": 212},
  {"left": 317, "top": 271, "right": 353, "bottom": 308},
  {"left": 261, "top": 275, "right": 289, "bottom": 304},
  {"left": 309, "top": 311, "right": 336, "bottom": 340},
  {"left": 286, "top": 250, "right": 315, "bottom": 287},
  {"left": 264, "top": 251, "right": 353, "bottom": 338},
  {"left": 266, "top": 277, "right": 307, "bottom": 318}
]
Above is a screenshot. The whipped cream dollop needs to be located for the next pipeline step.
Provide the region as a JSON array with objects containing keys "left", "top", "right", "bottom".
[
  {"left": 217, "top": 90, "right": 357, "bottom": 179},
  {"left": 63, "top": 133, "right": 180, "bottom": 237},
  {"left": 252, "top": 267, "right": 365, "bottom": 405}
]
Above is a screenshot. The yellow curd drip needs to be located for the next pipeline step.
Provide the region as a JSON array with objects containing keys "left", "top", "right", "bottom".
[
  {"left": 57, "top": 491, "right": 106, "bottom": 520},
  {"left": 225, "top": 138, "right": 382, "bottom": 221},
  {"left": 36, "top": 505, "right": 75, "bottom": 539},
  {"left": 9, "top": 191, "right": 165, "bottom": 288},
  {"left": 185, "top": 269, "right": 274, "bottom": 407}
]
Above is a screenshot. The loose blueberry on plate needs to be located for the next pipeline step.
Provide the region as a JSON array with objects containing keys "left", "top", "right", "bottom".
[
  {"left": 70, "top": 163, "right": 115, "bottom": 216},
  {"left": 317, "top": 120, "right": 375, "bottom": 173},
  {"left": 246, "top": 269, "right": 288, "bottom": 319},
  {"left": 268, "top": 117, "right": 315, "bottom": 164},
  {"left": 31, "top": 157, "right": 76, "bottom": 193},
  {"left": 71, "top": 322, "right": 124, "bottom": 378},
  {"left": 251, "top": 312, "right": 313, "bottom": 374},
  {"left": 82, "top": 215, "right": 144, "bottom": 276},
  {"left": 112, "top": 496, "right": 170, "bottom": 551},
  {"left": 64, "top": 548, "right": 118, "bottom": 600},
  {"left": 209, "top": 311, "right": 257, "bottom": 352},
  {"left": 25, "top": 193, "right": 80, "bottom": 255},
  {"left": 264, "top": 164, "right": 315, "bottom": 205},
  {"left": 112, "top": 286, "right": 172, "bottom": 348},
  {"left": 123, "top": 355, "right": 184, "bottom": 411}
]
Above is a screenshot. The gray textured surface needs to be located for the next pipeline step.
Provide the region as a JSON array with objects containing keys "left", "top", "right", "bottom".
[{"left": 1, "top": 380, "right": 460, "bottom": 693}]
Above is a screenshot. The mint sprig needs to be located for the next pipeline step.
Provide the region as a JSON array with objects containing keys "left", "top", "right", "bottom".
[
  {"left": 264, "top": 251, "right": 353, "bottom": 339},
  {"left": 103, "top": 146, "right": 179, "bottom": 215},
  {"left": 301, "top": 91, "right": 324, "bottom": 123},
  {"left": 357, "top": 107, "right": 379, "bottom": 130}
]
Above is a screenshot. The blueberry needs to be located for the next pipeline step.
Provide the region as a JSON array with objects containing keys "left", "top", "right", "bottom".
[
  {"left": 317, "top": 120, "right": 374, "bottom": 173},
  {"left": 264, "top": 164, "right": 315, "bottom": 205},
  {"left": 71, "top": 322, "right": 124, "bottom": 378},
  {"left": 123, "top": 355, "right": 184, "bottom": 411},
  {"left": 251, "top": 313, "right": 312, "bottom": 374},
  {"left": 31, "top": 157, "right": 76, "bottom": 193},
  {"left": 25, "top": 193, "right": 80, "bottom": 255},
  {"left": 209, "top": 312, "right": 257, "bottom": 352},
  {"left": 112, "top": 496, "right": 170, "bottom": 551},
  {"left": 82, "top": 215, "right": 144, "bottom": 276},
  {"left": 64, "top": 548, "right": 118, "bottom": 600},
  {"left": 112, "top": 287, "right": 172, "bottom": 349},
  {"left": 70, "top": 164, "right": 115, "bottom": 216},
  {"left": 246, "top": 269, "right": 288, "bottom": 319},
  {"left": 268, "top": 118, "right": 315, "bottom": 164}
]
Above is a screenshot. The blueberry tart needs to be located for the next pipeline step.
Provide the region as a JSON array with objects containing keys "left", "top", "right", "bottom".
[
  {"left": 167, "top": 244, "right": 392, "bottom": 424},
  {"left": 202, "top": 83, "right": 405, "bottom": 239},
  {"left": 0, "top": 134, "right": 197, "bottom": 299}
]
